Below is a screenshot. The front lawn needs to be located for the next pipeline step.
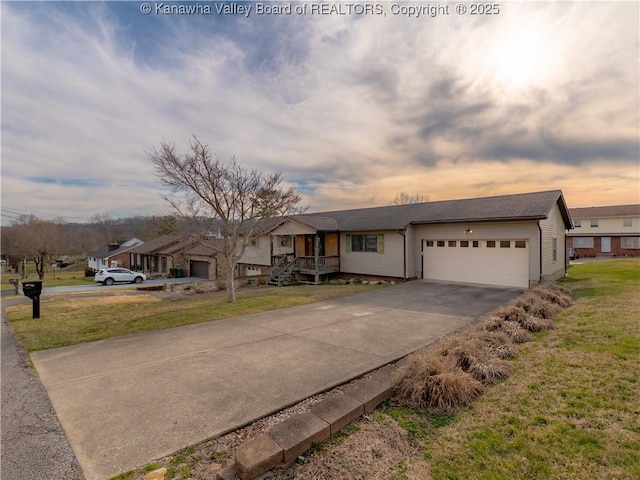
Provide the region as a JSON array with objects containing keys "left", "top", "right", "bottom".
[{"left": 5, "top": 283, "right": 385, "bottom": 351}]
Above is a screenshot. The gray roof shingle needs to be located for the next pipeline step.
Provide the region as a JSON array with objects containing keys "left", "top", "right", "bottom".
[
  {"left": 570, "top": 204, "right": 640, "bottom": 218},
  {"left": 302, "top": 190, "right": 571, "bottom": 231}
]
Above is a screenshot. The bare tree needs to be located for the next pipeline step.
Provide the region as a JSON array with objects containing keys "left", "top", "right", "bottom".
[
  {"left": 390, "top": 192, "right": 431, "bottom": 205},
  {"left": 148, "top": 136, "right": 302, "bottom": 302},
  {"left": 4, "top": 216, "right": 65, "bottom": 279}
]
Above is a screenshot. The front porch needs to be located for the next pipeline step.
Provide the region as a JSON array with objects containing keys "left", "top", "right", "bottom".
[
  {"left": 266, "top": 227, "right": 341, "bottom": 285},
  {"left": 267, "top": 254, "right": 341, "bottom": 286}
]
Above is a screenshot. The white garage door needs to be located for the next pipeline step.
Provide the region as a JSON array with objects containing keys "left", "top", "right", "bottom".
[{"left": 423, "top": 239, "right": 529, "bottom": 288}]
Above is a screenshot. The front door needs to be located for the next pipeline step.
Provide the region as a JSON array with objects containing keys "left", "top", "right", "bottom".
[{"left": 601, "top": 237, "right": 611, "bottom": 253}]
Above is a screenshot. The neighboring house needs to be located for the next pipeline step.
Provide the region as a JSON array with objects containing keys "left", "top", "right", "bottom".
[
  {"left": 238, "top": 190, "right": 572, "bottom": 289},
  {"left": 184, "top": 240, "right": 227, "bottom": 280},
  {"left": 128, "top": 234, "right": 196, "bottom": 277},
  {"left": 87, "top": 238, "right": 144, "bottom": 271},
  {"left": 566, "top": 204, "right": 640, "bottom": 257}
]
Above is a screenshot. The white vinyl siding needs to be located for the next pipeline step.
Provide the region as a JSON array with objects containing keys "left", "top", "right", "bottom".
[
  {"left": 569, "top": 216, "right": 640, "bottom": 235},
  {"left": 238, "top": 235, "right": 272, "bottom": 266},
  {"left": 340, "top": 232, "right": 404, "bottom": 277},
  {"left": 413, "top": 221, "right": 540, "bottom": 287},
  {"left": 539, "top": 203, "right": 567, "bottom": 280}
]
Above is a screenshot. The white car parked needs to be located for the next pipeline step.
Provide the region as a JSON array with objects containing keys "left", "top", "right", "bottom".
[{"left": 95, "top": 268, "right": 146, "bottom": 286}]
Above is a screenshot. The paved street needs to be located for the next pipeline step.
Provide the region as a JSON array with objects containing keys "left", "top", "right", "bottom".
[{"left": 1, "top": 299, "right": 84, "bottom": 480}]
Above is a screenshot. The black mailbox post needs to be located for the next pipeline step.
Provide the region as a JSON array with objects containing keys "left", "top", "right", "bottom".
[{"left": 22, "top": 280, "right": 43, "bottom": 319}]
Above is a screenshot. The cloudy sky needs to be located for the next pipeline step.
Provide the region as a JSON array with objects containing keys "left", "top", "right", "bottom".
[{"left": 1, "top": 1, "right": 638, "bottom": 224}]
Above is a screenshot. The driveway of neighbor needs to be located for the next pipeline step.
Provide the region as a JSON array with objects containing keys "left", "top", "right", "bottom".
[{"left": 31, "top": 281, "right": 521, "bottom": 480}]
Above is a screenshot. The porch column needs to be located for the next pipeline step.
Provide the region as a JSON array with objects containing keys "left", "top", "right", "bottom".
[{"left": 315, "top": 234, "right": 321, "bottom": 284}]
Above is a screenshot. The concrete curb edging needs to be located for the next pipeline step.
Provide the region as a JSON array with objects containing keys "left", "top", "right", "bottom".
[{"left": 217, "top": 366, "right": 396, "bottom": 480}]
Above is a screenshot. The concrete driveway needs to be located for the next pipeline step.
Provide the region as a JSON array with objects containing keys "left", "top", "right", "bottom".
[{"left": 31, "top": 281, "right": 521, "bottom": 480}]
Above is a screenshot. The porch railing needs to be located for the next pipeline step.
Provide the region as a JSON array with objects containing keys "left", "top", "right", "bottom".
[{"left": 296, "top": 255, "right": 340, "bottom": 273}]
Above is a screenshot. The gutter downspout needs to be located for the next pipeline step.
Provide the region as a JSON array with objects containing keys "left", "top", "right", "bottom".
[
  {"left": 397, "top": 229, "right": 407, "bottom": 281},
  {"left": 537, "top": 221, "right": 543, "bottom": 286}
]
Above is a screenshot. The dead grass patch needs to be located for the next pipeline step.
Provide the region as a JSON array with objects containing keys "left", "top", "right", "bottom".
[{"left": 280, "top": 415, "right": 430, "bottom": 479}]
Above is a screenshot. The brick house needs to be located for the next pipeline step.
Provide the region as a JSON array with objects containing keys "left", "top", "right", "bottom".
[{"left": 566, "top": 204, "right": 640, "bottom": 257}]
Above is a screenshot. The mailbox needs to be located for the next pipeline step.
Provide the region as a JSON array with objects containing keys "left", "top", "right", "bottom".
[
  {"left": 22, "top": 280, "right": 43, "bottom": 319},
  {"left": 22, "top": 280, "right": 43, "bottom": 299}
]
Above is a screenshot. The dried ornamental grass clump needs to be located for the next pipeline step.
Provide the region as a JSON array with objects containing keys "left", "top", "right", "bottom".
[
  {"left": 515, "top": 293, "right": 562, "bottom": 319},
  {"left": 481, "top": 316, "right": 534, "bottom": 344},
  {"left": 439, "top": 335, "right": 512, "bottom": 385},
  {"left": 469, "top": 330, "right": 517, "bottom": 359},
  {"left": 492, "top": 304, "right": 555, "bottom": 333},
  {"left": 464, "top": 348, "right": 512, "bottom": 385},
  {"left": 532, "top": 283, "right": 573, "bottom": 308},
  {"left": 394, "top": 354, "right": 484, "bottom": 413}
]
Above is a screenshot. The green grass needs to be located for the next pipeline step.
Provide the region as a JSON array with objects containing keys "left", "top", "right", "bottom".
[
  {"left": 405, "top": 259, "right": 640, "bottom": 480},
  {"left": 1, "top": 261, "right": 93, "bottom": 290},
  {"left": 6, "top": 283, "right": 385, "bottom": 351}
]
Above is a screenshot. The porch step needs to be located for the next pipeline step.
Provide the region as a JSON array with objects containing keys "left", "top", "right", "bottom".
[{"left": 267, "top": 256, "right": 298, "bottom": 287}]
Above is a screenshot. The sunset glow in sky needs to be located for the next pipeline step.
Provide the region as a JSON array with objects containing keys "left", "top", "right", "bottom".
[{"left": 1, "top": 1, "right": 638, "bottom": 224}]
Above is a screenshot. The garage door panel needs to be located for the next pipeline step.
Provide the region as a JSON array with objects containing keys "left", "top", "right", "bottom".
[
  {"left": 423, "top": 240, "right": 529, "bottom": 288},
  {"left": 190, "top": 261, "right": 210, "bottom": 279}
]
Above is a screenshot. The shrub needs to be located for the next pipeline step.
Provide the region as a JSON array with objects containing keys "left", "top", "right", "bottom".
[
  {"left": 394, "top": 353, "right": 484, "bottom": 413},
  {"left": 515, "top": 293, "right": 562, "bottom": 319}
]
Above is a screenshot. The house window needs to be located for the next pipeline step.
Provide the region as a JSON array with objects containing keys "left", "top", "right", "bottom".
[
  {"left": 515, "top": 240, "right": 527, "bottom": 248},
  {"left": 500, "top": 241, "right": 511, "bottom": 248},
  {"left": 623, "top": 218, "right": 633, "bottom": 227},
  {"left": 448, "top": 240, "right": 457, "bottom": 247},
  {"left": 552, "top": 237, "right": 558, "bottom": 262},
  {"left": 349, "top": 234, "right": 383, "bottom": 253},
  {"left": 621, "top": 237, "right": 640, "bottom": 249},
  {"left": 590, "top": 219, "right": 599, "bottom": 227},
  {"left": 573, "top": 237, "right": 594, "bottom": 248},
  {"left": 472, "top": 240, "right": 479, "bottom": 248},
  {"left": 486, "top": 241, "right": 496, "bottom": 248},
  {"left": 278, "top": 235, "right": 292, "bottom": 247},
  {"left": 573, "top": 219, "right": 582, "bottom": 228},
  {"left": 460, "top": 240, "right": 469, "bottom": 247},
  {"left": 426, "top": 240, "right": 434, "bottom": 247},
  {"left": 161, "top": 256, "right": 167, "bottom": 272},
  {"left": 437, "top": 240, "right": 445, "bottom": 247}
]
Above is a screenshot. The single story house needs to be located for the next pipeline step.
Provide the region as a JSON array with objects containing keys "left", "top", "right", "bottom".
[
  {"left": 237, "top": 189, "right": 572, "bottom": 289},
  {"left": 128, "top": 234, "right": 196, "bottom": 277},
  {"left": 566, "top": 204, "right": 640, "bottom": 257},
  {"left": 87, "top": 238, "right": 144, "bottom": 271}
]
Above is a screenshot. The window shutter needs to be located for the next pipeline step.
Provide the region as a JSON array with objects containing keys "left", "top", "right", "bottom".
[
  {"left": 377, "top": 234, "right": 384, "bottom": 254},
  {"left": 346, "top": 234, "right": 352, "bottom": 253}
]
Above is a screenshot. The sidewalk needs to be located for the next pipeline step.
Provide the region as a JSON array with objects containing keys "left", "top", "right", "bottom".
[{"left": 31, "top": 281, "right": 520, "bottom": 479}]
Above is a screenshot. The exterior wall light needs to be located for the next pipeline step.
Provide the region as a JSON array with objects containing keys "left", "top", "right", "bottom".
[{"left": 464, "top": 229, "right": 474, "bottom": 234}]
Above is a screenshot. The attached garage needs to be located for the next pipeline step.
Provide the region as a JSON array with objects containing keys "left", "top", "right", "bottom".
[
  {"left": 190, "top": 260, "right": 210, "bottom": 279},
  {"left": 423, "top": 239, "right": 530, "bottom": 288}
]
